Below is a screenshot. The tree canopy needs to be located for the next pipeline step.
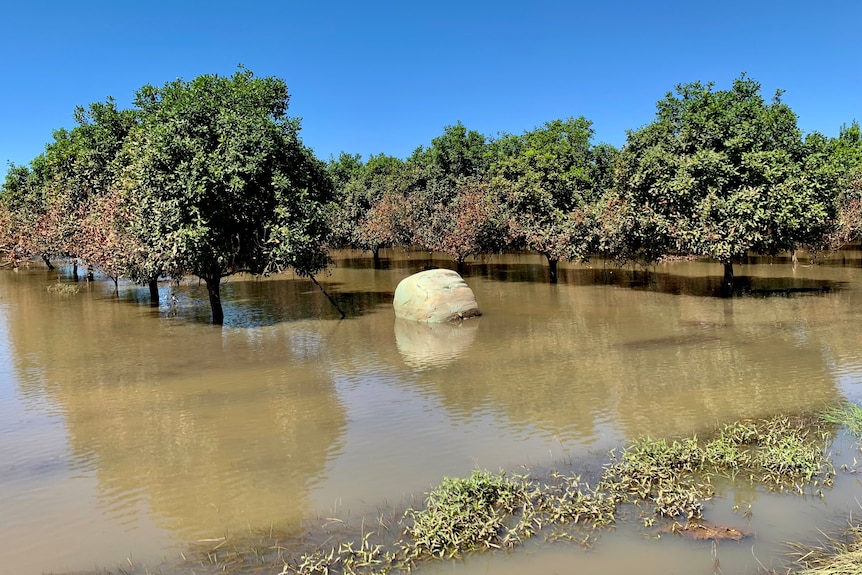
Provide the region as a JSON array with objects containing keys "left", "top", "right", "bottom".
[
  {"left": 120, "top": 68, "right": 332, "bottom": 323},
  {"left": 3, "top": 71, "right": 861, "bottom": 316},
  {"left": 490, "top": 117, "right": 612, "bottom": 282},
  {"left": 609, "top": 75, "right": 839, "bottom": 294}
]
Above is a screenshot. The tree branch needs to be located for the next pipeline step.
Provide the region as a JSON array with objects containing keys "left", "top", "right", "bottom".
[{"left": 309, "top": 274, "right": 346, "bottom": 319}]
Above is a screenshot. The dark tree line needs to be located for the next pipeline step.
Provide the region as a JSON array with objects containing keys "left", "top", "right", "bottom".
[{"left": 2, "top": 73, "right": 862, "bottom": 324}]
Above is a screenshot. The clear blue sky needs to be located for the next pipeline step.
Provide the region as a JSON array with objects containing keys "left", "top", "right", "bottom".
[{"left": 2, "top": 1, "right": 859, "bottom": 173}]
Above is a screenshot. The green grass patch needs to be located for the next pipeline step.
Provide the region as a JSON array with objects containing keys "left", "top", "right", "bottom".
[
  {"left": 821, "top": 402, "right": 862, "bottom": 437},
  {"left": 403, "top": 470, "right": 530, "bottom": 557}
]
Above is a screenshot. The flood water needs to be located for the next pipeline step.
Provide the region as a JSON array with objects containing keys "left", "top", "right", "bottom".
[{"left": 2, "top": 250, "right": 862, "bottom": 575}]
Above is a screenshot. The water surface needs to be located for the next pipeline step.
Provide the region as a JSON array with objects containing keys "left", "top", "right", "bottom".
[{"left": 1, "top": 251, "right": 861, "bottom": 574}]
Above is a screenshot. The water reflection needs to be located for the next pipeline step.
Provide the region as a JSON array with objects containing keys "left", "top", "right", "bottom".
[
  {"left": 2, "top": 251, "right": 861, "bottom": 575},
  {"left": 124, "top": 275, "right": 394, "bottom": 325},
  {"left": 394, "top": 318, "right": 479, "bottom": 370},
  {"left": 1, "top": 269, "right": 348, "bottom": 549}
]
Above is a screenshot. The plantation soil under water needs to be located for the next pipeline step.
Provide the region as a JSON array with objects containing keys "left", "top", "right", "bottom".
[{"left": 2, "top": 250, "right": 862, "bottom": 575}]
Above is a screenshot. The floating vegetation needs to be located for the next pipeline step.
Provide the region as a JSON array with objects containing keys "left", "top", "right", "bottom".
[
  {"left": 46, "top": 281, "right": 80, "bottom": 295},
  {"left": 659, "top": 520, "right": 752, "bottom": 542},
  {"left": 163, "top": 407, "right": 859, "bottom": 575}
]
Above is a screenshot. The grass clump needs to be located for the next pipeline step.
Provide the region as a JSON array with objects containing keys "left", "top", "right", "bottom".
[
  {"left": 403, "top": 470, "right": 530, "bottom": 558},
  {"left": 400, "top": 468, "right": 619, "bottom": 562},
  {"left": 784, "top": 523, "right": 862, "bottom": 575},
  {"left": 540, "top": 471, "right": 616, "bottom": 530},
  {"left": 821, "top": 402, "right": 862, "bottom": 438},
  {"left": 708, "top": 416, "right": 832, "bottom": 487},
  {"left": 599, "top": 414, "right": 834, "bottom": 522},
  {"left": 599, "top": 436, "right": 712, "bottom": 519},
  {"left": 754, "top": 419, "right": 827, "bottom": 485}
]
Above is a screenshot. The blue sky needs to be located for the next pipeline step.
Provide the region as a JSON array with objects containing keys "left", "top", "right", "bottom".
[{"left": 2, "top": 1, "right": 859, "bottom": 173}]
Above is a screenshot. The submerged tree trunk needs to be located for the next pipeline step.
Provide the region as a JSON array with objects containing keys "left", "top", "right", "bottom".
[
  {"left": 456, "top": 257, "right": 465, "bottom": 275},
  {"left": 372, "top": 246, "right": 381, "bottom": 269},
  {"left": 110, "top": 276, "right": 119, "bottom": 297},
  {"left": 203, "top": 274, "right": 224, "bottom": 325},
  {"left": 547, "top": 256, "right": 559, "bottom": 284},
  {"left": 72, "top": 259, "right": 79, "bottom": 281},
  {"left": 722, "top": 260, "right": 734, "bottom": 298},
  {"left": 148, "top": 278, "right": 159, "bottom": 305},
  {"left": 42, "top": 254, "right": 54, "bottom": 270},
  {"left": 86, "top": 265, "right": 94, "bottom": 282}
]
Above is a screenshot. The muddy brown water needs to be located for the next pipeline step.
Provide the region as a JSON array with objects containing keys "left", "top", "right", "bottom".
[{"left": 2, "top": 250, "right": 862, "bottom": 575}]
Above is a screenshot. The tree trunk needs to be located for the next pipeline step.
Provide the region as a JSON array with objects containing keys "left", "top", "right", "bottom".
[
  {"left": 456, "top": 257, "right": 465, "bottom": 275},
  {"left": 203, "top": 274, "right": 224, "bottom": 325},
  {"left": 111, "top": 277, "right": 119, "bottom": 297},
  {"left": 86, "top": 265, "right": 94, "bottom": 282},
  {"left": 547, "top": 256, "right": 559, "bottom": 284},
  {"left": 148, "top": 278, "right": 159, "bottom": 305},
  {"left": 72, "top": 260, "right": 79, "bottom": 281},
  {"left": 42, "top": 254, "right": 54, "bottom": 270},
  {"left": 721, "top": 260, "right": 734, "bottom": 298},
  {"left": 372, "top": 246, "right": 381, "bottom": 269}
]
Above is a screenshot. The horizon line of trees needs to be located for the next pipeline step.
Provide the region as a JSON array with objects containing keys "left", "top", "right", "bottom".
[
  {"left": 2, "top": 71, "right": 862, "bottom": 324},
  {"left": 327, "top": 75, "right": 862, "bottom": 293}
]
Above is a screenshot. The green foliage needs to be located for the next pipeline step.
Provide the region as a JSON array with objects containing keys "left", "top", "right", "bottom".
[
  {"left": 821, "top": 402, "right": 862, "bottom": 437},
  {"left": 0, "top": 98, "right": 138, "bottom": 275},
  {"left": 0, "top": 164, "right": 40, "bottom": 261},
  {"left": 489, "top": 117, "right": 611, "bottom": 280},
  {"left": 404, "top": 469, "right": 529, "bottom": 558},
  {"left": 120, "top": 68, "right": 332, "bottom": 322},
  {"left": 609, "top": 75, "right": 838, "bottom": 276},
  {"left": 599, "top": 413, "right": 834, "bottom": 522},
  {"left": 828, "top": 122, "right": 862, "bottom": 247},
  {"left": 327, "top": 153, "right": 408, "bottom": 255},
  {"left": 409, "top": 176, "right": 508, "bottom": 265},
  {"left": 3, "top": 71, "right": 860, "bottom": 306},
  {"left": 414, "top": 121, "right": 489, "bottom": 184}
]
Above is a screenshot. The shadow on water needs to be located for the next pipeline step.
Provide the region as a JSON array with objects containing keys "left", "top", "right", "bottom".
[
  {"left": 38, "top": 253, "right": 846, "bottom": 330},
  {"left": 343, "top": 250, "right": 847, "bottom": 297},
  {"left": 466, "top": 261, "right": 846, "bottom": 298},
  {"left": 111, "top": 276, "right": 395, "bottom": 327}
]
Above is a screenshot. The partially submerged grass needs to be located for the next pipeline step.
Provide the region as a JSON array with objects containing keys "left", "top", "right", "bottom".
[
  {"left": 404, "top": 470, "right": 530, "bottom": 557},
  {"left": 46, "top": 281, "right": 80, "bottom": 295},
  {"left": 598, "top": 413, "right": 834, "bottom": 522},
  {"left": 821, "top": 402, "right": 862, "bottom": 438},
  {"left": 782, "top": 522, "right": 862, "bottom": 575},
  {"left": 164, "top": 405, "right": 861, "bottom": 575},
  {"left": 403, "top": 469, "right": 615, "bottom": 560}
]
